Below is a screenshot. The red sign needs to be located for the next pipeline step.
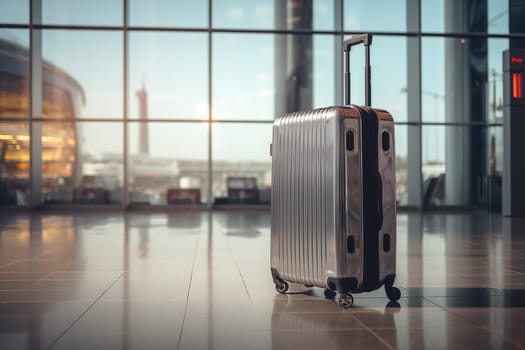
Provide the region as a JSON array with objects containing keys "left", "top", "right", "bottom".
[
  {"left": 513, "top": 73, "right": 523, "bottom": 99},
  {"left": 512, "top": 57, "right": 523, "bottom": 64}
]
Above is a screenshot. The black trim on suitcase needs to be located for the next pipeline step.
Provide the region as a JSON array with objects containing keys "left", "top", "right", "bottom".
[
  {"left": 357, "top": 106, "right": 381, "bottom": 292},
  {"left": 343, "top": 35, "right": 389, "bottom": 293},
  {"left": 329, "top": 106, "right": 383, "bottom": 294},
  {"left": 327, "top": 276, "right": 358, "bottom": 293}
]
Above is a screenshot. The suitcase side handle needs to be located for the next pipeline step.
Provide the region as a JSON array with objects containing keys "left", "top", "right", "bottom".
[
  {"left": 377, "top": 171, "right": 383, "bottom": 231},
  {"left": 343, "top": 34, "right": 373, "bottom": 106}
]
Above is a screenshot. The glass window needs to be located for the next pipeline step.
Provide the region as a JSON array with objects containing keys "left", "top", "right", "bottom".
[
  {"left": 129, "top": 32, "right": 208, "bottom": 120},
  {"left": 395, "top": 124, "right": 420, "bottom": 207},
  {"left": 487, "top": 126, "right": 502, "bottom": 176},
  {"left": 214, "top": 33, "right": 337, "bottom": 120},
  {"left": 0, "top": 30, "right": 29, "bottom": 120},
  {"left": 509, "top": 1, "right": 525, "bottom": 35},
  {"left": 373, "top": 36, "right": 406, "bottom": 121},
  {"left": 488, "top": 0, "right": 509, "bottom": 34},
  {"left": 422, "top": 37, "right": 489, "bottom": 123},
  {"left": 313, "top": 0, "right": 335, "bottom": 31},
  {"left": 129, "top": 0, "right": 208, "bottom": 28},
  {"left": 421, "top": 37, "right": 445, "bottom": 123},
  {"left": 313, "top": 35, "right": 335, "bottom": 108},
  {"left": 42, "top": 121, "right": 123, "bottom": 204},
  {"left": 344, "top": 0, "right": 406, "bottom": 32},
  {"left": 128, "top": 122, "right": 208, "bottom": 205},
  {"left": 395, "top": 124, "right": 407, "bottom": 205},
  {"left": 213, "top": 33, "right": 274, "bottom": 120},
  {"left": 423, "top": 0, "right": 500, "bottom": 34},
  {"left": 214, "top": 0, "right": 334, "bottom": 31},
  {"left": 421, "top": 0, "right": 444, "bottom": 33},
  {"left": 349, "top": 36, "right": 407, "bottom": 122},
  {"left": 486, "top": 126, "right": 502, "bottom": 210},
  {"left": 0, "top": 0, "right": 29, "bottom": 24},
  {"left": 422, "top": 124, "right": 445, "bottom": 206},
  {"left": 0, "top": 121, "right": 30, "bottom": 205},
  {"left": 42, "top": 0, "right": 122, "bottom": 26},
  {"left": 212, "top": 123, "right": 272, "bottom": 204},
  {"left": 487, "top": 38, "right": 508, "bottom": 123},
  {"left": 213, "top": 0, "right": 273, "bottom": 29},
  {"left": 274, "top": 34, "right": 335, "bottom": 115},
  {"left": 422, "top": 125, "right": 484, "bottom": 207},
  {"left": 42, "top": 30, "right": 123, "bottom": 119}
]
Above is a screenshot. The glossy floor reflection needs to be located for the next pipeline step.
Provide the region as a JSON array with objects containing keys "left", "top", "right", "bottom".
[{"left": 1, "top": 211, "right": 525, "bottom": 349}]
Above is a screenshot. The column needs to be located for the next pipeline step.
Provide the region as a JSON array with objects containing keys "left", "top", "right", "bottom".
[
  {"left": 406, "top": 0, "right": 422, "bottom": 208},
  {"left": 30, "top": 0, "right": 42, "bottom": 207}
]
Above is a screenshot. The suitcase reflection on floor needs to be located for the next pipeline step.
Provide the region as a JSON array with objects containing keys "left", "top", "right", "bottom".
[{"left": 271, "top": 292, "right": 400, "bottom": 349}]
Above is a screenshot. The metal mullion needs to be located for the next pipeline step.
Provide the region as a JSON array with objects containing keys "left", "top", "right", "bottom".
[
  {"left": 342, "top": 31, "right": 525, "bottom": 40},
  {"left": 126, "top": 118, "right": 209, "bottom": 123},
  {"left": 208, "top": 119, "right": 273, "bottom": 124},
  {"left": 419, "top": 32, "right": 525, "bottom": 39},
  {"left": 210, "top": 28, "right": 339, "bottom": 35},
  {"left": 406, "top": 0, "right": 423, "bottom": 208},
  {"left": 123, "top": 0, "right": 129, "bottom": 208},
  {"left": 29, "top": 118, "right": 276, "bottom": 124},
  {"left": 126, "top": 119, "right": 275, "bottom": 124},
  {"left": 207, "top": 0, "right": 213, "bottom": 209},
  {"left": 32, "top": 24, "right": 124, "bottom": 31},
  {"left": 0, "top": 23, "right": 29, "bottom": 28},
  {"left": 29, "top": 0, "right": 42, "bottom": 207},
  {"left": 128, "top": 26, "right": 208, "bottom": 33},
  {"left": 394, "top": 121, "right": 498, "bottom": 127},
  {"left": 417, "top": 0, "right": 423, "bottom": 209},
  {"left": 10, "top": 24, "right": 525, "bottom": 40},
  {"left": 0, "top": 117, "right": 30, "bottom": 122},
  {"left": 32, "top": 117, "right": 125, "bottom": 122}
]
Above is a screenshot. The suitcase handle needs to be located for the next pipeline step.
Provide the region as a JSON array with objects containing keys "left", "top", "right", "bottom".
[
  {"left": 377, "top": 172, "right": 383, "bottom": 231},
  {"left": 343, "top": 34, "right": 373, "bottom": 106}
]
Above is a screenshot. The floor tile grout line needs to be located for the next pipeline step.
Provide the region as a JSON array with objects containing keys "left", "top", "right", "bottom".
[
  {"left": 176, "top": 232, "right": 201, "bottom": 350},
  {"left": 45, "top": 272, "right": 125, "bottom": 350},
  {"left": 29, "top": 250, "right": 54, "bottom": 260},
  {"left": 349, "top": 313, "right": 395, "bottom": 350},
  {"left": 23, "top": 271, "right": 55, "bottom": 291},
  {"left": 225, "top": 237, "right": 251, "bottom": 300},
  {"left": 420, "top": 296, "right": 449, "bottom": 311},
  {"left": 0, "top": 259, "right": 24, "bottom": 270},
  {"left": 0, "top": 249, "right": 56, "bottom": 270}
]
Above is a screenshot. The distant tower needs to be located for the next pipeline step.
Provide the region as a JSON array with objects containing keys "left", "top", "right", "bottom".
[{"left": 136, "top": 82, "right": 149, "bottom": 155}]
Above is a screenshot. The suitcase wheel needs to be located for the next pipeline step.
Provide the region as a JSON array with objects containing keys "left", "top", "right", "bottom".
[
  {"left": 336, "top": 293, "right": 354, "bottom": 309},
  {"left": 385, "top": 286, "right": 401, "bottom": 302},
  {"left": 275, "top": 281, "right": 289, "bottom": 294}
]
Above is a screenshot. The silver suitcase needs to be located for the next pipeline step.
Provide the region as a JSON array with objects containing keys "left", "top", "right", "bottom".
[{"left": 270, "top": 34, "right": 400, "bottom": 308}]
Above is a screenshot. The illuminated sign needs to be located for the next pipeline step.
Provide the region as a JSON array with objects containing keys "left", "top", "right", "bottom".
[
  {"left": 513, "top": 73, "right": 523, "bottom": 99},
  {"left": 512, "top": 57, "right": 524, "bottom": 64}
]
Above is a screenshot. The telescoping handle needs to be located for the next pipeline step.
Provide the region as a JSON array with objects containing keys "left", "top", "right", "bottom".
[{"left": 343, "top": 34, "right": 373, "bottom": 106}]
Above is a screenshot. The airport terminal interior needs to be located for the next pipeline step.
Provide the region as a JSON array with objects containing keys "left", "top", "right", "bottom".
[{"left": 1, "top": 0, "right": 525, "bottom": 349}]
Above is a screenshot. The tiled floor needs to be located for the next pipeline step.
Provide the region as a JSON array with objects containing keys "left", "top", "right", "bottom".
[{"left": 1, "top": 211, "right": 525, "bottom": 349}]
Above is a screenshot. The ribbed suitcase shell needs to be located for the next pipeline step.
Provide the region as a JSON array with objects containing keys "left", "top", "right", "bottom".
[{"left": 270, "top": 105, "right": 396, "bottom": 293}]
